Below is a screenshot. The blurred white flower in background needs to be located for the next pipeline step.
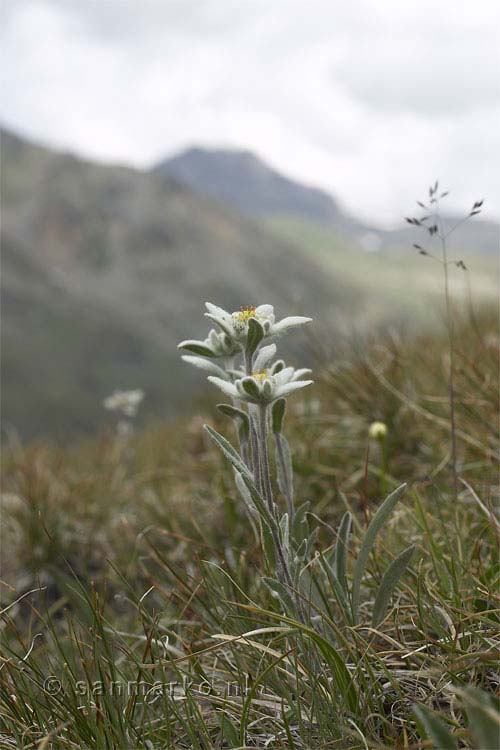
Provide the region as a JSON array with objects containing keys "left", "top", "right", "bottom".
[
  {"left": 103, "top": 389, "right": 144, "bottom": 418},
  {"left": 369, "top": 421, "right": 388, "bottom": 439}
]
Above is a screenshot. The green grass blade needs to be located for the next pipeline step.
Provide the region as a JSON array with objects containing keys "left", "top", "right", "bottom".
[
  {"left": 372, "top": 544, "right": 415, "bottom": 627},
  {"left": 352, "top": 483, "right": 407, "bottom": 623},
  {"left": 218, "top": 711, "right": 240, "bottom": 746},
  {"left": 333, "top": 511, "right": 352, "bottom": 597},
  {"left": 318, "top": 551, "right": 351, "bottom": 622}
]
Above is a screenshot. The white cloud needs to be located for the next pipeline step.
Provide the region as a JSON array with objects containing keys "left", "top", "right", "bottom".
[{"left": 1, "top": 0, "right": 498, "bottom": 225}]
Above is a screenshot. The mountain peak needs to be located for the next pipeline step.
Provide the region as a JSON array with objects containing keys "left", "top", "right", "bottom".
[{"left": 154, "top": 146, "right": 340, "bottom": 223}]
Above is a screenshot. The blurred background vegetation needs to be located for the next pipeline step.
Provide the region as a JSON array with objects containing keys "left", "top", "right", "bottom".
[{"left": 1, "top": 127, "right": 498, "bottom": 441}]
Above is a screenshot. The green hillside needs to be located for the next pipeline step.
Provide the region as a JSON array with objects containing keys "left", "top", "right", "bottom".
[{"left": 266, "top": 216, "right": 499, "bottom": 326}]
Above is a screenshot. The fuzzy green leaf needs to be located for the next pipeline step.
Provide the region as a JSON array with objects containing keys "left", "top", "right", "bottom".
[
  {"left": 333, "top": 511, "right": 352, "bottom": 597},
  {"left": 461, "top": 686, "right": 500, "bottom": 750},
  {"left": 372, "top": 545, "right": 415, "bottom": 627},
  {"left": 179, "top": 341, "right": 217, "bottom": 358},
  {"left": 262, "top": 577, "right": 296, "bottom": 616},
  {"left": 204, "top": 424, "right": 252, "bottom": 481},
  {"left": 279, "top": 512, "right": 290, "bottom": 556},
  {"left": 239, "top": 472, "right": 277, "bottom": 531},
  {"left": 217, "top": 403, "right": 250, "bottom": 442},
  {"left": 241, "top": 377, "right": 260, "bottom": 399},
  {"left": 246, "top": 317, "right": 264, "bottom": 361},
  {"left": 272, "top": 398, "right": 286, "bottom": 433},
  {"left": 275, "top": 433, "right": 293, "bottom": 503},
  {"left": 319, "top": 551, "right": 351, "bottom": 620},
  {"left": 413, "top": 705, "right": 458, "bottom": 749},
  {"left": 352, "top": 483, "right": 407, "bottom": 622},
  {"left": 234, "top": 471, "right": 257, "bottom": 515}
]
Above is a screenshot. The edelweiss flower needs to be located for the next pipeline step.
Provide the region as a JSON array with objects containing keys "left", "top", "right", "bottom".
[
  {"left": 208, "top": 366, "right": 313, "bottom": 405},
  {"left": 205, "top": 303, "right": 312, "bottom": 342},
  {"left": 178, "top": 328, "right": 240, "bottom": 359},
  {"left": 103, "top": 389, "right": 144, "bottom": 417}
]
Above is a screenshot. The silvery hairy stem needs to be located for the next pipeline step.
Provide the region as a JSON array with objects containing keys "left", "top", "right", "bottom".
[
  {"left": 240, "top": 438, "right": 250, "bottom": 469},
  {"left": 257, "top": 403, "right": 299, "bottom": 608},
  {"left": 227, "top": 355, "right": 251, "bottom": 469},
  {"left": 274, "top": 432, "right": 294, "bottom": 523},
  {"left": 258, "top": 404, "right": 275, "bottom": 517},
  {"left": 244, "top": 350, "right": 262, "bottom": 492}
]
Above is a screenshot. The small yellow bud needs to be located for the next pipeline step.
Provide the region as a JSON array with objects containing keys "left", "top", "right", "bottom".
[{"left": 369, "top": 421, "right": 388, "bottom": 439}]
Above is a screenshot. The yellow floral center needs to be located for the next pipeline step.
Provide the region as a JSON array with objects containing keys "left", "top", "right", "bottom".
[
  {"left": 233, "top": 305, "right": 257, "bottom": 323},
  {"left": 252, "top": 369, "right": 269, "bottom": 382}
]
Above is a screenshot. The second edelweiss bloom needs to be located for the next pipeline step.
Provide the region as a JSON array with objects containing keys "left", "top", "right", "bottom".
[
  {"left": 208, "top": 366, "right": 313, "bottom": 405},
  {"left": 205, "top": 302, "right": 312, "bottom": 342},
  {"left": 103, "top": 389, "right": 144, "bottom": 417}
]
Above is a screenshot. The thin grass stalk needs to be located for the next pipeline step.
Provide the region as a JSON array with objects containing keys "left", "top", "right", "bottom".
[{"left": 439, "top": 216, "right": 459, "bottom": 504}]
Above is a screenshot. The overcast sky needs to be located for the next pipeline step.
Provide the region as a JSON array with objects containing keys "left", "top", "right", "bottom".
[{"left": 1, "top": 0, "right": 499, "bottom": 225}]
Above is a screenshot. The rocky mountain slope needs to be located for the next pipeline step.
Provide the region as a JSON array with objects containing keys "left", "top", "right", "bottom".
[
  {"left": 156, "top": 147, "right": 498, "bottom": 254},
  {"left": 1, "top": 129, "right": 348, "bottom": 440},
  {"left": 155, "top": 147, "right": 345, "bottom": 224}
]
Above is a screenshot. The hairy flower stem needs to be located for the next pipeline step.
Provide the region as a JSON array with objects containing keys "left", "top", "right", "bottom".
[
  {"left": 275, "top": 432, "right": 294, "bottom": 523},
  {"left": 258, "top": 404, "right": 275, "bottom": 517},
  {"left": 244, "top": 350, "right": 262, "bottom": 491},
  {"left": 251, "top": 415, "right": 263, "bottom": 493},
  {"left": 258, "top": 403, "right": 303, "bottom": 620}
]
